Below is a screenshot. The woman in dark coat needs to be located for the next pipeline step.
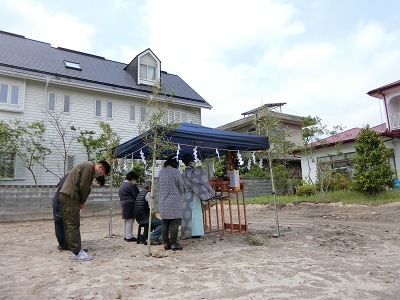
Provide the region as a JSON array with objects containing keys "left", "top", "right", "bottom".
[
  {"left": 158, "top": 155, "right": 184, "bottom": 250},
  {"left": 119, "top": 171, "right": 139, "bottom": 242}
]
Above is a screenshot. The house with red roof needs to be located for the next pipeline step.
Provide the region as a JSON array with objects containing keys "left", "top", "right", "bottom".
[
  {"left": 298, "top": 124, "right": 394, "bottom": 184},
  {"left": 299, "top": 78, "right": 400, "bottom": 184}
]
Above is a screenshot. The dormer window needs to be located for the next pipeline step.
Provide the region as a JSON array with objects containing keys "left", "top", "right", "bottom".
[
  {"left": 124, "top": 49, "right": 161, "bottom": 87},
  {"left": 140, "top": 64, "right": 156, "bottom": 81},
  {"left": 64, "top": 60, "right": 81, "bottom": 70},
  {"left": 137, "top": 50, "right": 160, "bottom": 86}
]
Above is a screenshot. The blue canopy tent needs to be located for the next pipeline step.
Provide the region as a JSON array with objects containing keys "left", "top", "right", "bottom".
[
  {"left": 112, "top": 123, "right": 271, "bottom": 255},
  {"left": 113, "top": 122, "right": 269, "bottom": 159}
]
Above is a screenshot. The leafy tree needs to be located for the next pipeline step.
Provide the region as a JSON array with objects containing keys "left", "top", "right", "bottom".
[
  {"left": 239, "top": 162, "right": 267, "bottom": 177},
  {"left": 272, "top": 163, "right": 289, "bottom": 194},
  {"left": 77, "top": 130, "right": 103, "bottom": 161},
  {"left": 352, "top": 126, "right": 395, "bottom": 195},
  {"left": 138, "top": 87, "right": 179, "bottom": 161},
  {"left": 0, "top": 120, "right": 13, "bottom": 147},
  {"left": 211, "top": 155, "right": 228, "bottom": 178},
  {"left": 251, "top": 105, "right": 295, "bottom": 236},
  {"left": 255, "top": 105, "right": 295, "bottom": 194},
  {"left": 0, "top": 121, "right": 15, "bottom": 178},
  {"left": 301, "top": 115, "right": 345, "bottom": 192},
  {"left": 138, "top": 83, "right": 179, "bottom": 256},
  {"left": 6, "top": 120, "right": 51, "bottom": 185},
  {"left": 95, "top": 121, "right": 121, "bottom": 186},
  {"left": 301, "top": 115, "right": 326, "bottom": 184}
]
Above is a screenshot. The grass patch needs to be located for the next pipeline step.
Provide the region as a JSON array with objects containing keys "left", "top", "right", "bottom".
[
  {"left": 244, "top": 234, "right": 265, "bottom": 246},
  {"left": 245, "top": 189, "right": 400, "bottom": 205}
]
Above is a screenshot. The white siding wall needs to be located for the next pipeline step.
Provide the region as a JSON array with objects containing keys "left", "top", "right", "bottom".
[
  {"left": 300, "top": 143, "right": 356, "bottom": 183},
  {"left": 300, "top": 141, "right": 400, "bottom": 184},
  {"left": 387, "top": 139, "right": 400, "bottom": 178},
  {"left": 0, "top": 76, "right": 202, "bottom": 185}
]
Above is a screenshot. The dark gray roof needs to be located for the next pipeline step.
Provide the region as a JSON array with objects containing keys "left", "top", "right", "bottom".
[{"left": 0, "top": 30, "right": 212, "bottom": 108}]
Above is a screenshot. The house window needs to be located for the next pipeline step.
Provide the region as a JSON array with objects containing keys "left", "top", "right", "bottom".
[
  {"left": 175, "top": 111, "right": 181, "bottom": 123},
  {"left": 64, "top": 60, "right": 81, "bottom": 70},
  {"left": 106, "top": 101, "right": 113, "bottom": 118},
  {"left": 95, "top": 99, "right": 101, "bottom": 117},
  {"left": 140, "top": 106, "right": 146, "bottom": 122},
  {"left": 48, "top": 92, "right": 56, "bottom": 111},
  {"left": 164, "top": 110, "right": 182, "bottom": 123},
  {"left": 317, "top": 152, "right": 355, "bottom": 176},
  {"left": 0, "top": 151, "right": 15, "bottom": 178},
  {"left": 0, "top": 151, "right": 25, "bottom": 179},
  {"left": 67, "top": 155, "right": 75, "bottom": 172},
  {"left": 130, "top": 105, "right": 136, "bottom": 121},
  {"left": 182, "top": 112, "right": 188, "bottom": 123},
  {"left": 63, "top": 95, "right": 71, "bottom": 113},
  {"left": 11, "top": 86, "right": 19, "bottom": 105},
  {"left": 140, "top": 64, "right": 156, "bottom": 81},
  {"left": 0, "top": 83, "right": 20, "bottom": 105},
  {"left": 0, "top": 84, "right": 8, "bottom": 103}
]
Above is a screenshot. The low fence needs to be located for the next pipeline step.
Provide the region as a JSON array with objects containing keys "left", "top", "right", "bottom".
[
  {"left": 0, "top": 185, "right": 120, "bottom": 222},
  {"left": 0, "top": 177, "right": 279, "bottom": 222}
]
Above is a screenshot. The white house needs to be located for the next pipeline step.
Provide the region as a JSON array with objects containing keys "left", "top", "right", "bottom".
[
  {"left": 0, "top": 30, "right": 212, "bottom": 185},
  {"left": 297, "top": 124, "right": 394, "bottom": 184},
  {"left": 295, "top": 78, "right": 400, "bottom": 184},
  {"left": 367, "top": 79, "right": 400, "bottom": 178}
]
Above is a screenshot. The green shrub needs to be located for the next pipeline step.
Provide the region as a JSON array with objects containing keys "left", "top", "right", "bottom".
[
  {"left": 296, "top": 185, "right": 316, "bottom": 196},
  {"left": 272, "top": 163, "right": 289, "bottom": 194},
  {"left": 316, "top": 172, "right": 352, "bottom": 192},
  {"left": 240, "top": 164, "right": 267, "bottom": 177},
  {"left": 244, "top": 235, "right": 265, "bottom": 246},
  {"left": 330, "top": 173, "right": 352, "bottom": 191}
]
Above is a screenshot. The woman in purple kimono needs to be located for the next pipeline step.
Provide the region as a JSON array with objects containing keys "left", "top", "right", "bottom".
[{"left": 181, "top": 153, "right": 214, "bottom": 239}]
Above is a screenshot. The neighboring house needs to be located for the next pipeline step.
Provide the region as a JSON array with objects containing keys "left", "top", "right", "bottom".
[
  {"left": 297, "top": 124, "right": 394, "bottom": 183},
  {"left": 0, "top": 30, "right": 212, "bottom": 185},
  {"left": 367, "top": 79, "right": 400, "bottom": 179},
  {"left": 217, "top": 103, "right": 303, "bottom": 178},
  {"left": 294, "top": 79, "right": 400, "bottom": 184}
]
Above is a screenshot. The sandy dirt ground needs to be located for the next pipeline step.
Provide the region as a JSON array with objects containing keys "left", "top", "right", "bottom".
[{"left": 0, "top": 202, "right": 399, "bottom": 300}]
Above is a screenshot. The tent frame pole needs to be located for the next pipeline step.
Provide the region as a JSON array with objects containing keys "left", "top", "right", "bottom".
[
  {"left": 146, "top": 149, "right": 157, "bottom": 257},
  {"left": 109, "top": 169, "right": 114, "bottom": 237}
]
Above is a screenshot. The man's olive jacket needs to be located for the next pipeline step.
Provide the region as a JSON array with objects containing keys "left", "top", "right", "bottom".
[{"left": 60, "top": 161, "right": 95, "bottom": 204}]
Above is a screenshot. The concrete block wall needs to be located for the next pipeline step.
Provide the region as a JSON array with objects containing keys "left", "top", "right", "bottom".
[
  {"left": 0, "top": 178, "right": 280, "bottom": 222},
  {"left": 240, "top": 177, "right": 273, "bottom": 198},
  {"left": 0, "top": 185, "right": 121, "bottom": 222}
]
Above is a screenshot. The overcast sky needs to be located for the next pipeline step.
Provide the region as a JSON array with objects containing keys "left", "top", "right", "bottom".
[{"left": 1, "top": 0, "right": 399, "bottom": 131}]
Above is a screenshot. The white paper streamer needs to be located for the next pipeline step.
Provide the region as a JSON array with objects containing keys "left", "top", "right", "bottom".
[
  {"left": 237, "top": 151, "right": 244, "bottom": 166},
  {"left": 252, "top": 152, "right": 256, "bottom": 164},
  {"left": 175, "top": 144, "right": 181, "bottom": 161},
  {"left": 258, "top": 158, "right": 263, "bottom": 169},
  {"left": 140, "top": 149, "right": 146, "bottom": 165},
  {"left": 193, "top": 146, "right": 199, "bottom": 163},
  {"left": 247, "top": 158, "right": 252, "bottom": 170},
  {"left": 216, "top": 149, "right": 220, "bottom": 162},
  {"left": 123, "top": 157, "right": 127, "bottom": 171}
]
